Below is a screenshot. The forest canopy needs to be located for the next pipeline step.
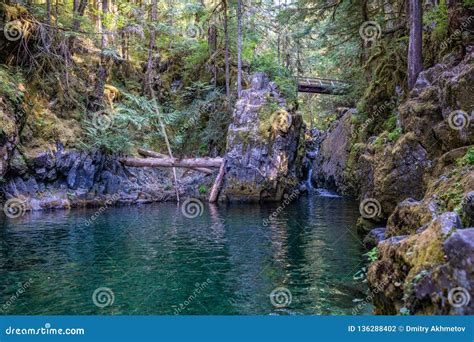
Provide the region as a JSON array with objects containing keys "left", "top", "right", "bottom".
[{"left": 0, "top": 0, "right": 471, "bottom": 155}]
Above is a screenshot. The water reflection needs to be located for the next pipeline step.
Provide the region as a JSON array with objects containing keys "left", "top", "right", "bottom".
[{"left": 0, "top": 195, "right": 370, "bottom": 315}]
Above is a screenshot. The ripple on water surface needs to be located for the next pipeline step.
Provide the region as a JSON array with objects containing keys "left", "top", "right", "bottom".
[{"left": 0, "top": 195, "right": 371, "bottom": 315}]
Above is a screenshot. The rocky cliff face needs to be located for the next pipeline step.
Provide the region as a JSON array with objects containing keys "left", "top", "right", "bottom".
[
  {"left": 312, "top": 50, "right": 474, "bottom": 314},
  {"left": 314, "top": 51, "right": 473, "bottom": 215},
  {"left": 1, "top": 144, "right": 213, "bottom": 211},
  {"left": 0, "top": 73, "right": 25, "bottom": 178},
  {"left": 220, "top": 73, "right": 304, "bottom": 202},
  {"left": 311, "top": 109, "right": 356, "bottom": 195},
  {"left": 1, "top": 73, "right": 305, "bottom": 210},
  {"left": 369, "top": 214, "right": 473, "bottom": 315}
]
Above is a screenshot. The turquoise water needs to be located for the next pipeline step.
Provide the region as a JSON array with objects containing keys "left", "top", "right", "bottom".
[{"left": 0, "top": 195, "right": 370, "bottom": 315}]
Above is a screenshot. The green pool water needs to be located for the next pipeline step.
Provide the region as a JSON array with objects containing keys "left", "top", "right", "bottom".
[{"left": 0, "top": 194, "right": 371, "bottom": 315}]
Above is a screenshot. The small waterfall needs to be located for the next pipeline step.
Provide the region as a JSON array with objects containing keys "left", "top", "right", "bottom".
[
  {"left": 314, "top": 188, "right": 342, "bottom": 198},
  {"left": 306, "top": 165, "right": 342, "bottom": 198},
  {"left": 305, "top": 168, "right": 314, "bottom": 191},
  {"left": 303, "top": 128, "right": 341, "bottom": 198}
]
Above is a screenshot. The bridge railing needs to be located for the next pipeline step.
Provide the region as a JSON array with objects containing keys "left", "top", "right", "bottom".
[
  {"left": 296, "top": 76, "right": 351, "bottom": 94},
  {"left": 297, "top": 77, "right": 350, "bottom": 86}
]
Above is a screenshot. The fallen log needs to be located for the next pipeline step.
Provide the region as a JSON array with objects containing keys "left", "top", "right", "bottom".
[
  {"left": 137, "top": 148, "right": 167, "bottom": 159},
  {"left": 121, "top": 157, "right": 223, "bottom": 169},
  {"left": 209, "top": 161, "right": 226, "bottom": 203},
  {"left": 137, "top": 148, "right": 214, "bottom": 174}
]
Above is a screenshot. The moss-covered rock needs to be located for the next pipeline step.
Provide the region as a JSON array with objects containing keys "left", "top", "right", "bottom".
[
  {"left": 220, "top": 73, "right": 304, "bottom": 202},
  {"left": 310, "top": 44, "right": 474, "bottom": 316},
  {"left": 408, "top": 51, "right": 474, "bottom": 154},
  {"left": 367, "top": 212, "right": 466, "bottom": 315},
  {"left": 0, "top": 66, "right": 26, "bottom": 178},
  {"left": 385, "top": 198, "right": 437, "bottom": 238}
]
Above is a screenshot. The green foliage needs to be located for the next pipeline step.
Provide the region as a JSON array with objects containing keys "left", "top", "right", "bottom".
[
  {"left": 257, "top": 99, "right": 287, "bottom": 138},
  {"left": 79, "top": 81, "right": 228, "bottom": 155},
  {"left": 372, "top": 135, "right": 385, "bottom": 149},
  {"left": 383, "top": 115, "right": 398, "bottom": 131},
  {"left": 0, "top": 66, "right": 24, "bottom": 105},
  {"left": 387, "top": 127, "right": 402, "bottom": 142},
  {"left": 80, "top": 92, "right": 161, "bottom": 153},
  {"left": 80, "top": 124, "right": 133, "bottom": 153},
  {"left": 257, "top": 98, "right": 281, "bottom": 122},
  {"left": 182, "top": 41, "right": 211, "bottom": 83},
  {"left": 370, "top": 126, "right": 401, "bottom": 149},
  {"left": 251, "top": 51, "right": 296, "bottom": 103},
  {"left": 365, "top": 247, "right": 379, "bottom": 263},
  {"left": 313, "top": 112, "right": 337, "bottom": 131},
  {"left": 438, "top": 182, "right": 464, "bottom": 215},
  {"left": 365, "top": 38, "right": 407, "bottom": 103},
  {"left": 167, "top": 82, "right": 227, "bottom": 155},
  {"left": 424, "top": 1, "right": 449, "bottom": 41},
  {"left": 463, "top": 0, "right": 474, "bottom": 7},
  {"left": 457, "top": 148, "right": 474, "bottom": 167},
  {"left": 273, "top": 76, "right": 297, "bottom": 104}
]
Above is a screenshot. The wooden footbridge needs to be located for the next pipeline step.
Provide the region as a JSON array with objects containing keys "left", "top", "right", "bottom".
[{"left": 297, "top": 77, "right": 350, "bottom": 95}]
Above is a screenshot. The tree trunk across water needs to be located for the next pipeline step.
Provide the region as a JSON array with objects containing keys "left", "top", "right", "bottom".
[
  {"left": 137, "top": 148, "right": 214, "bottom": 174},
  {"left": 121, "top": 157, "right": 223, "bottom": 169}
]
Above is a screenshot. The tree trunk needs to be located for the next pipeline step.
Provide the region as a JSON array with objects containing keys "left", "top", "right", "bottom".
[
  {"left": 72, "top": 0, "right": 88, "bottom": 31},
  {"left": 408, "top": 0, "right": 423, "bottom": 90},
  {"left": 143, "top": 0, "right": 158, "bottom": 94},
  {"left": 121, "top": 157, "right": 224, "bottom": 168},
  {"left": 70, "top": 0, "right": 88, "bottom": 52},
  {"left": 209, "top": 161, "right": 226, "bottom": 203},
  {"left": 296, "top": 39, "right": 303, "bottom": 75},
  {"left": 137, "top": 148, "right": 214, "bottom": 174},
  {"left": 89, "top": 0, "right": 108, "bottom": 111},
  {"left": 93, "top": 0, "right": 100, "bottom": 31},
  {"left": 277, "top": 0, "right": 281, "bottom": 66},
  {"left": 223, "top": 0, "right": 230, "bottom": 105},
  {"left": 46, "top": 0, "right": 52, "bottom": 26},
  {"left": 237, "top": 0, "right": 243, "bottom": 98},
  {"left": 360, "top": 0, "right": 370, "bottom": 72},
  {"left": 208, "top": 24, "right": 218, "bottom": 87}
]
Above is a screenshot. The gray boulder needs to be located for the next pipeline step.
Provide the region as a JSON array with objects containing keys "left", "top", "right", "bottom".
[{"left": 220, "top": 73, "right": 304, "bottom": 202}]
